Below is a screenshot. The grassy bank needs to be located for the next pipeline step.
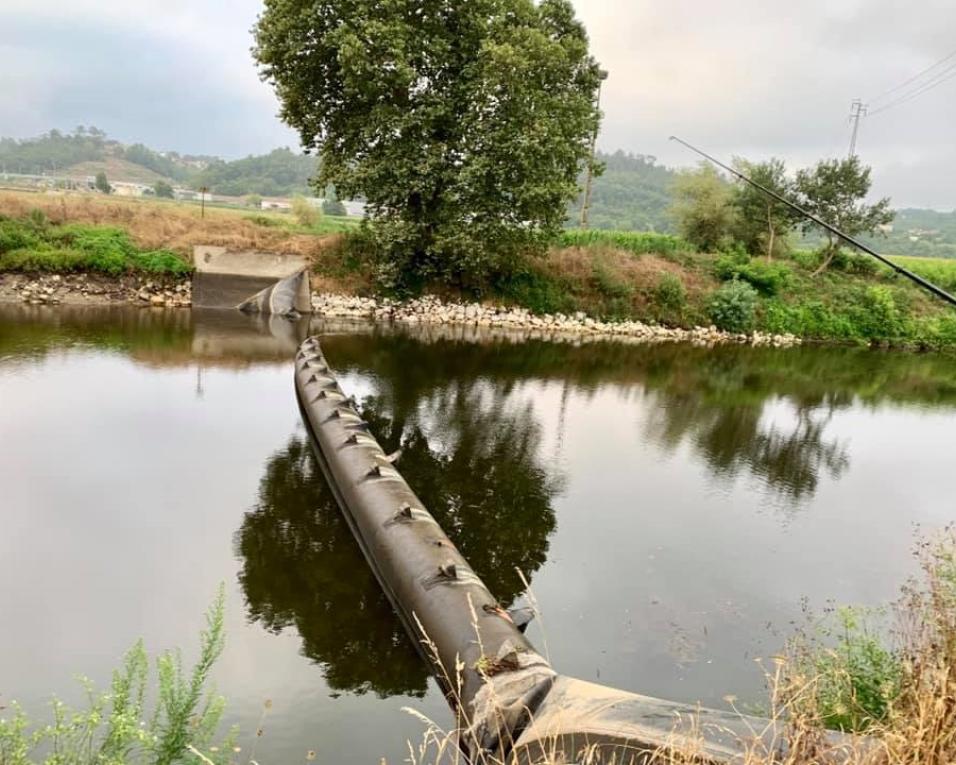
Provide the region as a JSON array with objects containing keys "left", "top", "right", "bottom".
[
  {"left": 0, "top": 213, "right": 193, "bottom": 276},
  {"left": 3, "top": 192, "right": 956, "bottom": 351},
  {"left": 0, "top": 190, "right": 343, "bottom": 264},
  {"left": 487, "top": 231, "right": 956, "bottom": 351}
]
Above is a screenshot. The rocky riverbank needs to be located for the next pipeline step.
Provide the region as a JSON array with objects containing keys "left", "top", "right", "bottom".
[
  {"left": 312, "top": 293, "right": 802, "bottom": 348},
  {"left": 0, "top": 274, "right": 801, "bottom": 347},
  {"left": 0, "top": 273, "right": 192, "bottom": 307}
]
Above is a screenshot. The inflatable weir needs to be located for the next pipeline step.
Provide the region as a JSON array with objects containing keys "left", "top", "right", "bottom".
[{"left": 293, "top": 337, "right": 856, "bottom": 764}]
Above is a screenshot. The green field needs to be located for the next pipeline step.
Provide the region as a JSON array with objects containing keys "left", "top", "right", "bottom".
[{"left": 888, "top": 255, "right": 956, "bottom": 295}]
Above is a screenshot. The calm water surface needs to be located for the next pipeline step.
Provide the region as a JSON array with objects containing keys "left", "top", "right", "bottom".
[{"left": 2, "top": 306, "right": 955, "bottom": 763}]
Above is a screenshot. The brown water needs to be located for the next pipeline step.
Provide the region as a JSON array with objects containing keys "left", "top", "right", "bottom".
[{"left": 2, "top": 305, "right": 955, "bottom": 763}]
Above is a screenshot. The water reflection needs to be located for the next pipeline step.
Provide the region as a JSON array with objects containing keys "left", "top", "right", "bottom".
[
  {"left": 317, "top": 330, "right": 956, "bottom": 503},
  {"left": 0, "top": 304, "right": 308, "bottom": 369},
  {"left": 645, "top": 396, "right": 849, "bottom": 500},
  {"left": 236, "top": 393, "right": 559, "bottom": 696}
]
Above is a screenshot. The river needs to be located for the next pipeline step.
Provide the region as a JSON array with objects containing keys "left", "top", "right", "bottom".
[{"left": 1, "top": 305, "right": 954, "bottom": 764}]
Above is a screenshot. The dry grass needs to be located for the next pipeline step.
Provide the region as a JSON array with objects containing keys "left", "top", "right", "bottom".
[{"left": 0, "top": 191, "right": 340, "bottom": 260}]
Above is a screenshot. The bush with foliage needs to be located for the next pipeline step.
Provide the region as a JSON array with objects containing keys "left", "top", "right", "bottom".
[
  {"left": 854, "top": 286, "right": 905, "bottom": 342},
  {"left": 291, "top": 195, "right": 319, "bottom": 227},
  {"left": 0, "top": 216, "right": 191, "bottom": 276},
  {"left": 707, "top": 279, "right": 759, "bottom": 332},
  {"left": 715, "top": 252, "right": 792, "bottom": 296},
  {"left": 153, "top": 180, "right": 175, "bottom": 199},
  {"left": 653, "top": 272, "right": 687, "bottom": 319},
  {"left": 669, "top": 163, "right": 735, "bottom": 252}
]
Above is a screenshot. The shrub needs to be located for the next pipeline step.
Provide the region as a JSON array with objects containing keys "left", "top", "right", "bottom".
[
  {"left": 591, "top": 262, "right": 634, "bottom": 300},
  {"left": 854, "top": 286, "right": 904, "bottom": 342},
  {"left": 715, "top": 253, "right": 792, "bottom": 296},
  {"left": 132, "top": 249, "right": 193, "bottom": 276},
  {"left": 788, "top": 607, "right": 901, "bottom": 732},
  {"left": 0, "top": 218, "right": 192, "bottom": 276},
  {"left": 654, "top": 273, "right": 687, "bottom": 315},
  {"left": 831, "top": 249, "right": 878, "bottom": 276},
  {"left": 0, "top": 219, "right": 40, "bottom": 253},
  {"left": 322, "top": 199, "right": 347, "bottom": 217},
  {"left": 291, "top": 195, "right": 320, "bottom": 227},
  {"left": 707, "top": 279, "right": 759, "bottom": 332},
  {"left": 493, "top": 266, "right": 577, "bottom": 316}
]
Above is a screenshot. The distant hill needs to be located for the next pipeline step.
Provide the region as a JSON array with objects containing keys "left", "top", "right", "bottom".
[
  {"left": 569, "top": 150, "right": 678, "bottom": 232},
  {"left": 0, "top": 127, "right": 317, "bottom": 197},
  {"left": 194, "top": 148, "right": 317, "bottom": 197},
  {"left": 67, "top": 157, "right": 169, "bottom": 185},
  {"left": 867, "top": 208, "right": 956, "bottom": 259}
]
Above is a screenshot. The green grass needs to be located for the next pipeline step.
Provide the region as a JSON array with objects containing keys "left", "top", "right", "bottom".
[
  {"left": 0, "top": 215, "right": 192, "bottom": 276},
  {"left": 559, "top": 228, "right": 690, "bottom": 256},
  {"left": 889, "top": 255, "right": 956, "bottom": 295},
  {"left": 244, "top": 212, "right": 359, "bottom": 236}
]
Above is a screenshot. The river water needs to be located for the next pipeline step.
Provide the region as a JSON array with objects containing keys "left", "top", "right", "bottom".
[{"left": 1, "top": 305, "right": 955, "bottom": 763}]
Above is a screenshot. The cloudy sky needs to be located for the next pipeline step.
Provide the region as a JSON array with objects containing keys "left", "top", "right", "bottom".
[{"left": 1, "top": 0, "right": 953, "bottom": 208}]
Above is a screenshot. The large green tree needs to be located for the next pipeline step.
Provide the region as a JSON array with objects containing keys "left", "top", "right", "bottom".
[
  {"left": 794, "top": 157, "right": 894, "bottom": 275},
  {"left": 254, "top": 0, "right": 603, "bottom": 290},
  {"left": 731, "top": 157, "right": 798, "bottom": 260}
]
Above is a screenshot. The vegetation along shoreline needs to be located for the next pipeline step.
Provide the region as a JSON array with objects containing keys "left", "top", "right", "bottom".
[{"left": 2, "top": 190, "right": 956, "bottom": 352}]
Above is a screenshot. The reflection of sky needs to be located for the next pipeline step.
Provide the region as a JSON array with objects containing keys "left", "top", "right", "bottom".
[
  {"left": 0, "top": 350, "right": 442, "bottom": 765},
  {"left": 2, "top": 328, "right": 956, "bottom": 764}
]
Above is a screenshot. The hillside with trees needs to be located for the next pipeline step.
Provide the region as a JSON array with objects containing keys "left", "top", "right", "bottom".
[
  {"left": 569, "top": 150, "right": 677, "bottom": 232},
  {"left": 193, "top": 148, "right": 317, "bottom": 197},
  {"left": 0, "top": 128, "right": 317, "bottom": 197}
]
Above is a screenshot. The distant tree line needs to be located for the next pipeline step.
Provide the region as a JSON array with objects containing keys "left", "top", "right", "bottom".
[{"left": 192, "top": 148, "right": 318, "bottom": 197}]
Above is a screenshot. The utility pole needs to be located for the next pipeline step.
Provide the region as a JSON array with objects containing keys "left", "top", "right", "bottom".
[
  {"left": 199, "top": 186, "right": 209, "bottom": 218},
  {"left": 580, "top": 70, "right": 609, "bottom": 229},
  {"left": 848, "top": 99, "right": 867, "bottom": 158}
]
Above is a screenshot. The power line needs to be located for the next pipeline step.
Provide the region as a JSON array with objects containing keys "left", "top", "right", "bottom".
[
  {"left": 868, "top": 45, "right": 956, "bottom": 105},
  {"left": 868, "top": 60, "right": 956, "bottom": 116}
]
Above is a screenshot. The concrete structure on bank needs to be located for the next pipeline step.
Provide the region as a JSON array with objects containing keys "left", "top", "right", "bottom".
[{"left": 191, "top": 246, "right": 311, "bottom": 315}]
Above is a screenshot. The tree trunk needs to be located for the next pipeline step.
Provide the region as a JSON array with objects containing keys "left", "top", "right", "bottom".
[
  {"left": 766, "top": 204, "right": 775, "bottom": 261},
  {"left": 811, "top": 234, "right": 837, "bottom": 277}
]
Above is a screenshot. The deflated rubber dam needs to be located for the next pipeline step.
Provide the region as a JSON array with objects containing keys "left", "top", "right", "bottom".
[{"left": 293, "top": 337, "right": 856, "bottom": 764}]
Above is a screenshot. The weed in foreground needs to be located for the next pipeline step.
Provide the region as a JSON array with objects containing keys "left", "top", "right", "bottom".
[{"left": 0, "top": 586, "right": 235, "bottom": 765}]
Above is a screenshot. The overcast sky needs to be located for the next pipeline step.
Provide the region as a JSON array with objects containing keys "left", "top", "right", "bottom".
[{"left": 1, "top": 0, "right": 953, "bottom": 208}]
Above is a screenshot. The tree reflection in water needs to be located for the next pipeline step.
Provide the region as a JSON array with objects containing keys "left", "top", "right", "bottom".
[{"left": 236, "top": 393, "right": 559, "bottom": 698}]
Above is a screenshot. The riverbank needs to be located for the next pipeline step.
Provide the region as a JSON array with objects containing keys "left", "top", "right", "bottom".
[
  {"left": 3, "top": 191, "right": 956, "bottom": 351},
  {"left": 0, "top": 272, "right": 192, "bottom": 307},
  {"left": 311, "top": 293, "right": 802, "bottom": 347}
]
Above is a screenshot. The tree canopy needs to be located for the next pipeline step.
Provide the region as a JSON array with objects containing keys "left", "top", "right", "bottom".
[
  {"left": 731, "top": 158, "right": 798, "bottom": 259},
  {"left": 795, "top": 157, "right": 894, "bottom": 274},
  {"left": 669, "top": 163, "right": 735, "bottom": 252},
  {"left": 254, "top": 0, "right": 603, "bottom": 290}
]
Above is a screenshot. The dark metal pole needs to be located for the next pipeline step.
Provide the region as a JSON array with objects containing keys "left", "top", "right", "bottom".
[{"left": 668, "top": 136, "right": 956, "bottom": 308}]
